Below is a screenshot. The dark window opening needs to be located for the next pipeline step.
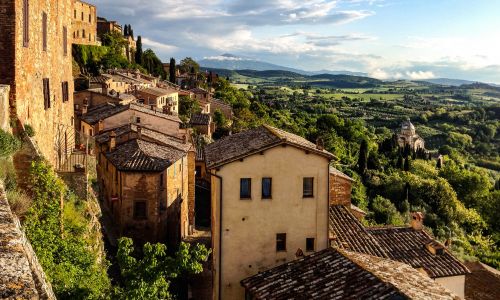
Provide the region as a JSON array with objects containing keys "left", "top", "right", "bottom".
[
  {"left": 61, "top": 81, "right": 69, "bottom": 102},
  {"left": 262, "top": 177, "right": 272, "bottom": 199},
  {"left": 160, "top": 173, "right": 164, "bottom": 186},
  {"left": 306, "top": 238, "right": 315, "bottom": 252},
  {"left": 240, "top": 178, "right": 251, "bottom": 199},
  {"left": 23, "top": 0, "right": 29, "bottom": 47},
  {"left": 43, "top": 78, "right": 50, "bottom": 110},
  {"left": 42, "top": 12, "right": 47, "bottom": 51},
  {"left": 63, "top": 26, "right": 68, "bottom": 56},
  {"left": 195, "top": 166, "right": 201, "bottom": 178},
  {"left": 276, "top": 233, "right": 286, "bottom": 252},
  {"left": 303, "top": 177, "right": 314, "bottom": 198},
  {"left": 136, "top": 117, "right": 141, "bottom": 123},
  {"left": 133, "top": 201, "right": 147, "bottom": 219}
]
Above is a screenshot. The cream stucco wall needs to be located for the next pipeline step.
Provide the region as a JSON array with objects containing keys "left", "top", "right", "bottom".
[
  {"left": 435, "top": 275, "right": 465, "bottom": 299},
  {"left": 210, "top": 145, "right": 331, "bottom": 300}
]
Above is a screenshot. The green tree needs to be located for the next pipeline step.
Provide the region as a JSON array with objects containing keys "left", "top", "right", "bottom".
[
  {"left": 135, "top": 36, "right": 143, "bottom": 65},
  {"left": 369, "top": 195, "right": 404, "bottom": 225},
  {"left": 178, "top": 95, "right": 200, "bottom": 119},
  {"left": 142, "top": 49, "right": 166, "bottom": 78},
  {"left": 169, "top": 57, "right": 176, "bottom": 83},
  {"left": 357, "top": 139, "right": 368, "bottom": 174},
  {"left": 179, "top": 57, "right": 200, "bottom": 74},
  {"left": 404, "top": 157, "right": 411, "bottom": 171},
  {"left": 115, "top": 238, "right": 210, "bottom": 299}
]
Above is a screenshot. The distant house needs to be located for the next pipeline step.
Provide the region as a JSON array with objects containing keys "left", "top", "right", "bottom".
[
  {"left": 95, "top": 126, "right": 192, "bottom": 245},
  {"left": 204, "top": 125, "right": 335, "bottom": 299},
  {"left": 73, "top": 0, "right": 98, "bottom": 45},
  {"left": 189, "top": 113, "right": 213, "bottom": 137},
  {"left": 329, "top": 206, "right": 470, "bottom": 298},
  {"left": 79, "top": 102, "right": 183, "bottom": 138},
  {"left": 397, "top": 119, "right": 425, "bottom": 150},
  {"left": 136, "top": 87, "right": 179, "bottom": 114},
  {"left": 97, "top": 18, "right": 122, "bottom": 36},
  {"left": 241, "top": 247, "right": 460, "bottom": 300}
]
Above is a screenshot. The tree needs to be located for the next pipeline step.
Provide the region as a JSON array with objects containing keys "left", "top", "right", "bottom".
[
  {"left": 169, "top": 57, "right": 176, "bottom": 84},
  {"left": 396, "top": 154, "right": 404, "bottom": 170},
  {"left": 404, "top": 157, "right": 411, "bottom": 171},
  {"left": 135, "top": 36, "right": 143, "bottom": 65},
  {"left": 179, "top": 57, "right": 200, "bottom": 74},
  {"left": 369, "top": 195, "right": 404, "bottom": 225},
  {"left": 357, "top": 139, "right": 368, "bottom": 174},
  {"left": 123, "top": 24, "right": 129, "bottom": 36},
  {"left": 114, "top": 238, "right": 210, "bottom": 299},
  {"left": 142, "top": 49, "right": 166, "bottom": 78}
]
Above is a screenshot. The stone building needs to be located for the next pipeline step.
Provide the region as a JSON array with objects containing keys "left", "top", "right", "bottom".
[
  {"left": 329, "top": 206, "right": 470, "bottom": 298},
  {"left": 241, "top": 247, "right": 460, "bottom": 300},
  {"left": 0, "top": 0, "right": 76, "bottom": 167},
  {"left": 397, "top": 119, "right": 425, "bottom": 150},
  {"left": 329, "top": 166, "right": 366, "bottom": 220},
  {"left": 96, "top": 17, "right": 122, "bottom": 36},
  {"left": 189, "top": 113, "right": 213, "bottom": 137},
  {"left": 72, "top": 0, "right": 97, "bottom": 45},
  {"left": 204, "top": 125, "right": 335, "bottom": 300},
  {"left": 136, "top": 87, "right": 179, "bottom": 114},
  {"left": 124, "top": 34, "right": 136, "bottom": 62},
  {"left": 95, "top": 126, "right": 192, "bottom": 244}
]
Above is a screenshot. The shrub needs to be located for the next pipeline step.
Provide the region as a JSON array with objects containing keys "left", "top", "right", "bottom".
[
  {"left": 0, "top": 129, "right": 21, "bottom": 157},
  {"left": 6, "top": 189, "right": 32, "bottom": 218},
  {"left": 23, "top": 124, "right": 35, "bottom": 137},
  {"left": 369, "top": 195, "right": 404, "bottom": 226}
]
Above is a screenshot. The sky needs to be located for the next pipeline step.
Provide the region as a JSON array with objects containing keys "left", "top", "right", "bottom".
[{"left": 87, "top": 0, "right": 500, "bottom": 83}]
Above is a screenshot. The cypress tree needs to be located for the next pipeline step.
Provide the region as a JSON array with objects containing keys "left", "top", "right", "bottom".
[
  {"left": 358, "top": 139, "right": 368, "bottom": 174},
  {"left": 135, "top": 36, "right": 143, "bottom": 65},
  {"left": 397, "top": 154, "right": 404, "bottom": 170},
  {"left": 169, "top": 58, "right": 176, "bottom": 84},
  {"left": 404, "top": 157, "right": 411, "bottom": 171}
]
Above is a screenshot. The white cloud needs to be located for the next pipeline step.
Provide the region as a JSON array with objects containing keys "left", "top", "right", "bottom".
[
  {"left": 141, "top": 37, "right": 177, "bottom": 52},
  {"left": 405, "top": 71, "right": 435, "bottom": 80}
]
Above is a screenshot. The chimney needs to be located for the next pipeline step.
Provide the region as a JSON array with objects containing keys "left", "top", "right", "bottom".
[
  {"left": 97, "top": 119, "right": 104, "bottom": 133},
  {"left": 410, "top": 212, "right": 424, "bottom": 230},
  {"left": 109, "top": 131, "right": 116, "bottom": 152},
  {"left": 425, "top": 241, "right": 445, "bottom": 255},
  {"left": 137, "top": 126, "right": 142, "bottom": 139},
  {"left": 316, "top": 138, "right": 324, "bottom": 150},
  {"left": 82, "top": 105, "right": 88, "bottom": 114}
]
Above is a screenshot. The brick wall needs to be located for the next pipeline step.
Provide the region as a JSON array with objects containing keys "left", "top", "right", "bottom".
[
  {"left": 72, "top": 0, "right": 97, "bottom": 45},
  {"left": 329, "top": 174, "right": 352, "bottom": 206}
]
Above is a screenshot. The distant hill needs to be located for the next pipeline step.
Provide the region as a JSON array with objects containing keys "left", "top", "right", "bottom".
[
  {"left": 422, "top": 78, "right": 479, "bottom": 86},
  {"left": 199, "top": 54, "right": 367, "bottom": 77}
]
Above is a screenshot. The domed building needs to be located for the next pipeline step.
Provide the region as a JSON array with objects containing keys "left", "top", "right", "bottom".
[{"left": 397, "top": 119, "right": 425, "bottom": 150}]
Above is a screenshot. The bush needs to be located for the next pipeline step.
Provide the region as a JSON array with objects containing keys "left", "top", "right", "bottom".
[
  {"left": 6, "top": 189, "right": 32, "bottom": 218},
  {"left": 0, "top": 129, "right": 21, "bottom": 157},
  {"left": 23, "top": 124, "right": 35, "bottom": 137},
  {"left": 369, "top": 195, "right": 404, "bottom": 226}
]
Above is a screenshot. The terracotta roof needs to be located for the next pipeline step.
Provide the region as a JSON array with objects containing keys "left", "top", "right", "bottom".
[
  {"left": 81, "top": 103, "right": 181, "bottom": 125},
  {"left": 89, "top": 75, "right": 109, "bottom": 84},
  {"left": 329, "top": 205, "right": 388, "bottom": 257},
  {"left": 204, "top": 125, "right": 334, "bottom": 168},
  {"left": 367, "top": 227, "right": 470, "bottom": 278},
  {"left": 106, "top": 139, "right": 186, "bottom": 172},
  {"left": 350, "top": 203, "right": 367, "bottom": 216},
  {"left": 189, "top": 87, "right": 209, "bottom": 94},
  {"left": 241, "top": 247, "right": 460, "bottom": 300},
  {"left": 138, "top": 87, "right": 177, "bottom": 97},
  {"left": 329, "top": 166, "right": 354, "bottom": 181},
  {"left": 464, "top": 262, "right": 500, "bottom": 300},
  {"left": 190, "top": 113, "right": 211, "bottom": 125},
  {"left": 211, "top": 98, "right": 232, "bottom": 109},
  {"left": 95, "top": 124, "right": 190, "bottom": 152}
]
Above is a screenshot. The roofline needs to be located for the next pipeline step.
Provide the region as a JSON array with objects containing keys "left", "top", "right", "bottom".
[
  {"left": 75, "top": 0, "right": 96, "bottom": 8},
  {"left": 206, "top": 140, "right": 335, "bottom": 169}
]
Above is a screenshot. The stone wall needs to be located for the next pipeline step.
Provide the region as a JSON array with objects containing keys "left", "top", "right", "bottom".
[
  {"left": 0, "top": 183, "right": 56, "bottom": 300},
  {"left": 329, "top": 174, "right": 352, "bottom": 206},
  {"left": 72, "top": 0, "right": 97, "bottom": 45},
  {"left": 0, "top": 85, "right": 10, "bottom": 132}
]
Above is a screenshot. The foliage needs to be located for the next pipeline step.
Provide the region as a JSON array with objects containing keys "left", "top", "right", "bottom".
[
  {"left": 169, "top": 57, "right": 176, "bottom": 83},
  {"left": 0, "top": 129, "right": 21, "bottom": 158},
  {"left": 23, "top": 161, "right": 111, "bottom": 299},
  {"left": 114, "top": 237, "right": 210, "bottom": 299},
  {"left": 23, "top": 124, "right": 35, "bottom": 137},
  {"left": 135, "top": 36, "right": 143, "bottom": 65},
  {"left": 179, "top": 57, "right": 200, "bottom": 74},
  {"left": 368, "top": 195, "right": 404, "bottom": 226},
  {"left": 142, "top": 49, "right": 166, "bottom": 78},
  {"left": 178, "top": 95, "right": 201, "bottom": 121},
  {"left": 357, "top": 139, "right": 368, "bottom": 174}
]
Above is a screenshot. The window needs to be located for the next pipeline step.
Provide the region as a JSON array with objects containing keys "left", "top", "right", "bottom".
[
  {"left": 89, "top": 13, "right": 91, "bottom": 23},
  {"left": 23, "top": 0, "right": 29, "bottom": 47},
  {"left": 82, "top": 29, "right": 86, "bottom": 38},
  {"left": 306, "top": 238, "right": 315, "bottom": 252},
  {"left": 276, "top": 233, "right": 286, "bottom": 251},
  {"left": 74, "top": 9, "right": 76, "bottom": 19},
  {"left": 159, "top": 173, "right": 164, "bottom": 186},
  {"left": 240, "top": 178, "right": 251, "bottom": 199},
  {"left": 136, "top": 117, "right": 141, "bottom": 123},
  {"left": 42, "top": 12, "right": 47, "bottom": 51},
  {"left": 81, "top": 11, "right": 84, "bottom": 21},
  {"left": 195, "top": 166, "right": 201, "bottom": 178},
  {"left": 262, "top": 177, "right": 272, "bottom": 199},
  {"left": 63, "top": 26, "right": 67, "bottom": 56},
  {"left": 61, "top": 81, "right": 69, "bottom": 102},
  {"left": 303, "top": 177, "right": 314, "bottom": 198},
  {"left": 133, "top": 201, "right": 147, "bottom": 219},
  {"left": 43, "top": 78, "right": 50, "bottom": 110}
]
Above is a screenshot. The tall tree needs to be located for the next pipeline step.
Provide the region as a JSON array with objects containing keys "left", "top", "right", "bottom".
[
  {"left": 135, "top": 36, "right": 143, "bottom": 65},
  {"left": 357, "top": 139, "right": 368, "bottom": 174},
  {"left": 169, "top": 57, "right": 176, "bottom": 84},
  {"left": 404, "top": 157, "right": 411, "bottom": 171}
]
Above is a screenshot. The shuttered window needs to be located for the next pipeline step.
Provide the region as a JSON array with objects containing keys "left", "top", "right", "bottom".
[
  {"left": 42, "top": 12, "right": 47, "bottom": 51},
  {"left": 63, "top": 26, "right": 67, "bottom": 56},
  {"left": 43, "top": 78, "right": 50, "bottom": 110},
  {"left": 61, "top": 81, "right": 69, "bottom": 102},
  {"left": 23, "top": 0, "right": 29, "bottom": 47}
]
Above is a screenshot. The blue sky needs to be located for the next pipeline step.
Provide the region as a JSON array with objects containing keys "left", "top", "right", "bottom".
[{"left": 87, "top": 0, "right": 500, "bottom": 83}]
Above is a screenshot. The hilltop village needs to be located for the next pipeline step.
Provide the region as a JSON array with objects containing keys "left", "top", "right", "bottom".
[{"left": 0, "top": 1, "right": 499, "bottom": 300}]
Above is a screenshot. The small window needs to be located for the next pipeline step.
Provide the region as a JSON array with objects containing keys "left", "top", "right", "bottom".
[
  {"left": 63, "top": 26, "right": 68, "bottom": 56},
  {"left": 306, "top": 238, "right": 315, "bottom": 252},
  {"left": 262, "top": 177, "right": 272, "bottom": 199},
  {"left": 74, "top": 9, "right": 76, "bottom": 19},
  {"left": 42, "top": 12, "right": 47, "bottom": 51},
  {"left": 136, "top": 117, "right": 141, "bottom": 123},
  {"left": 159, "top": 173, "right": 164, "bottom": 186},
  {"left": 133, "top": 201, "right": 147, "bottom": 219},
  {"left": 43, "top": 78, "right": 50, "bottom": 109},
  {"left": 276, "top": 233, "right": 286, "bottom": 252},
  {"left": 61, "top": 81, "right": 69, "bottom": 102},
  {"left": 82, "top": 29, "right": 86, "bottom": 38},
  {"left": 195, "top": 166, "right": 201, "bottom": 178},
  {"left": 23, "top": 0, "right": 29, "bottom": 47},
  {"left": 240, "top": 178, "right": 251, "bottom": 199},
  {"left": 89, "top": 13, "right": 91, "bottom": 23},
  {"left": 81, "top": 11, "right": 84, "bottom": 21},
  {"left": 303, "top": 177, "right": 314, "bottom": 198}
]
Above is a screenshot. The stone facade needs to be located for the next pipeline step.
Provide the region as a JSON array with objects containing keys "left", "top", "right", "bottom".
[
  {"left": 72, "top": 0, "right": 97, "bottom": 45},
  {"left": 329, "top": 168, "right": 353, "bottom": 206},
  {"left": 0, "top": 0, "right": 75, "bottom": 167},
  {"left": 96, "top": 18, "right": 121, "bottom": 36},
  {"left": 0, "top": 85, "right": 10, "bottom": 132},
  {"left": 397, "top": 119, "right": 425, "bottom": 150}
]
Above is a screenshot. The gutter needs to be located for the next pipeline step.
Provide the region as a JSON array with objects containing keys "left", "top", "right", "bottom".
[{"left": 208, "top": 170, "right": 223, "bottom": 300}]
